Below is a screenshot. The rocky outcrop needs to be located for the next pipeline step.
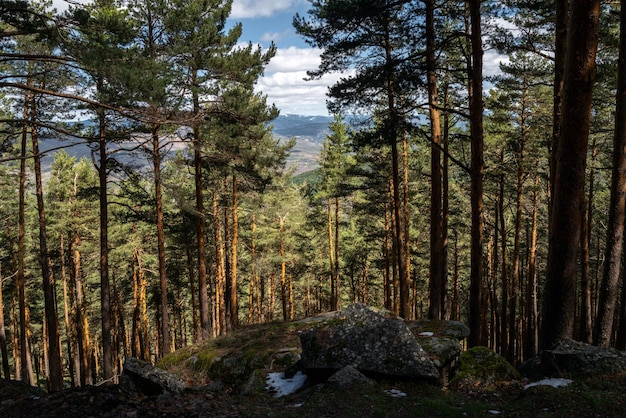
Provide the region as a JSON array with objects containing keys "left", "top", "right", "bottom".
[
  {"left": 299, "top": 303, "right": 440, "bottom": 382},
  {"left": 121, "top": 357, "right": 187, "bottom": 396},
  {"left": 521, "top": 339, "right": 626, "bottom": 379}
]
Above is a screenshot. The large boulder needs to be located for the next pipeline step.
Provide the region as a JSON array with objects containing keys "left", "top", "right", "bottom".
[
  {"left": 121, "top": 357, "right": 187, "bottom": 396},
  {"left": 521, "top": 339, "right": 626, "bottom": 379},
  {"left": 299, "top": 303, "right": 439, "bottom": 382}
]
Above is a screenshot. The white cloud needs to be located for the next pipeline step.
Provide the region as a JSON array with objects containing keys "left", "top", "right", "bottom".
[
  {"left": 51, "top": 0, "right": 91, "bottom": 13},
  {"left": 256, "top": 46, "right": 353, "bottom": 116},
  {"left": 231, "top": 0, "right": 306, "bottom": 19},
  {"left": 484, "top": 49, "right": 509, "bottom": 77}
]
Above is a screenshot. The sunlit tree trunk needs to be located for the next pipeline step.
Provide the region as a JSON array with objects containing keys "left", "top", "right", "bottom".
[{"left": 227, "top": 176, "right": 239, "bottom": 329}]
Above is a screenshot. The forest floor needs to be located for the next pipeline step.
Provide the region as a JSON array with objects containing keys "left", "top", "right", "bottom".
[{"left": 1, "top": 318, "right": 626, "bottom": 417}]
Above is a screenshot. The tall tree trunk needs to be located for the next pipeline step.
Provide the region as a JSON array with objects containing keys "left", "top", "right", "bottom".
[
  {"left": 0, "top": 264, "right": 10, "bottom": 379},
  {"left": 580, "top": 137, "right": 597, "bottom": 343},
  {"left": 18, "top": 96, "right": 34, "bottom": 385},
  {"left": 194, "top": 144, "right": 210, "bottom": 341},
  {"left": 228, "top": 176, "right": 239, "bottom": 329},
  {"left": 426, "top": 0, "right": 444, "bottom": 321},
  {"left": 96, "top": 98, "right": 113, "bottom": 383},
  {"left": 212, "top": 191, "right": 226, "bottom": 335},
  {"left": 525, "top": 163, "right": 540, "bottom": 358},
  {"left": 60, "top": 233, "right": 76, "bottom": 387},
  {"left": 509, "top": 103, "right": 527, "bottom": 361},
  {"left": 249, "top": 215, "right": 257, "bottom": 323},
  {"left": 152, "top": 123, "right": 170, "bottom": 356},
  {"left": 327, "top": 199, "right": 336, "bottom": 310},
  {"left": 280, "top": 216, "right": 288, "bottom": 321},
  {"left": 402, "top": 133, "right": 411, "bottom": 318},
  {"left": 542, "top": 0, "right": 600, "bottom": 350},
  {"left": 383, "top": 24, "right": 408, "bottom": 319},
  {"left": 468, "top": 0, "right": 485, "bottom": 347},
  {"left": 30, "top": 95, "right": 63, "bottom": 391},
  {"left": 498, "top": 175, "right": 509, "bottom": 357},
  {"left": 594, "top": 0, "right": 626, "bottom": 346},
  {"left": 383, "top": 203, "right": 392, "bottom": 311},
  {"left": 550, "top": 0, "right": 569, "bottom": 208},
  {"left": 334, "top": 196, "right": 340, "bottom": 310}
]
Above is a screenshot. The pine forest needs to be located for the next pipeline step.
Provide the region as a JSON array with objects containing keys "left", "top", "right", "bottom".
[{"left": 0, "top": 0, "right": 624, "bottom": 392}]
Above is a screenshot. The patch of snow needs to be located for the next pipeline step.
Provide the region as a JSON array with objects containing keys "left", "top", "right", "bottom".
[
  {"left": 384, "top": 388, "right": 407, "bottom": 397},
  {"left": 524, "top": 378, "right": 574, "bottom": 390},
  {"left": 419, "top": 331, "right": 434, "bottom": 337},
  {"left": 489, "top": 410, "right": 502, "bottom": 415},
  {"left": 266, "top": 371, "right": 307, "bottom": 397}
]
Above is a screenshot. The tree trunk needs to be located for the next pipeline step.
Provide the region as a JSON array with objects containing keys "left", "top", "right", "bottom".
[
  {"left": 30, "top": 96, "right": 63, "bottom": 391},
  {"left": 426, "top": 0, "right": 444, "bottom": 321},
  {"left": 18, "top": 98, "right": 34, "bottom": 385},
  {"left": 509, "top": 83, "right": 527, "bottom": 363},
  {"left": 525, "top": 163, "right": 540, "bottom": 358},
  {"left": 468, "top": 0, "right": 485, "bottom": 347},
  {"left": 542, "top": 0, "right": 600, "bottom": 350},
  {"left": 594, "top": 0, "right": 626, "bottom": 346},
  {"left": 580, "top": 137, "right": 597, "bottom": 343},
  {"left": 249, "top": 215, "right": 257, "bottom": 323},
  {"left": 96, "top": 100, "right": 113, "bottom": 383},
  {"left": 0, "top": 264, "right": 10, "bottom": 379},
  {"left": 498, "top": 175, "right": 509, "bottom": 357},
  {"left": 152, "top": 123, "right": 170, "bottom": 356},
  {"left": 327, "top": 199, "right": 336, "bottom": 310},
  {"left": 550, "top": 0, "right": 569, "bottom": 207},
  {"left": 334, "top": 196, "right": 340, "bottom": 310},
  {"left": 194, "top": 144, "right": 210, "bottom": 341},
  {"left": 280, "top": 216, "right": 288, "bottom": 321},
  {"left": 228, "top": 176, "right": 239, "bottom": 329},
  {"left": 402, "top": 133, "right": 411, "bottom": 318}
]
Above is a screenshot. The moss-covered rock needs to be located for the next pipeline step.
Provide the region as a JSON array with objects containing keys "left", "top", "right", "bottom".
[{"left": 450, "top": 346, "right": 521, "bottom": 390}]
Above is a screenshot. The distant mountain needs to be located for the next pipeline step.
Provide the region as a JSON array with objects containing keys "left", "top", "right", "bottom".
[
  {"left": 271, "top": 114, "right": 333, "bottom": 144},
  {"left": 271, "top": 114, "right": 334, "bottom": 175},
  {"left": 36, "top": 115, "right": 332, "bottom": 178}
]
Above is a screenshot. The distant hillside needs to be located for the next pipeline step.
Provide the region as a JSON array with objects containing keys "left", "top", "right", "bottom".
[
  {"left": 36, "top": 115, "right": 332, "bottom": 177},
  {"left": 272, "top": 114, "right": 333, "bottom": 175}
]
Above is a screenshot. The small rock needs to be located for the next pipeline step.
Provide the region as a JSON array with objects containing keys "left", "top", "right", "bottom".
[{"left": 327, "top": 365, "right": 375, "bottom": 387}]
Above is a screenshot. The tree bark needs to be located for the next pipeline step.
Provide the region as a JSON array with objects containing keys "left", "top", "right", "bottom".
[
  {"left": 97, "top": 98, "right": 113, "bottom": 383},
  {"left": 0, "top": 264, "right": 10, "bottom": 379},
  {"left": 541, "top": 0, "right": 600, "bottom": 350},
  {"left": 468, "top": 0, "right": 485, "bottom": 348},
  {"left": 152, "top": 123, "right": 170, "bottom": 356},
  {"left": 594, "top": 0, "right": 626, "bottom": 346},
  {"left": 426, "top": 0, "right": 445, "bottom": 321},
  {"left": 18, "top": 96, "right": 34, "bottom": 385},
  {"left": 228, "top": 176, "right": 239, "bottom": 328},
  {"left": 30, "top": 95, "right": 63, "bottom": 391}
]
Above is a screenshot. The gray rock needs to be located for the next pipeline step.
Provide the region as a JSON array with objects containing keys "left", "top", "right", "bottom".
[
  {"left": 300, "top": 303, "right": 439, "bottom": 382},
  {"left": 521, "top": 339, "right": 626, "bottom": 379},
  {"left": 327, "top": 365, "right": 375, "bottom": 387},
  {"left": 121, "top": 357, "right": 187, "bottom": 396}
]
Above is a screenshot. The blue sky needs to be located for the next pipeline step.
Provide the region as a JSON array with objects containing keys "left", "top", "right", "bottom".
[{"left": 228, "top": 0, "right": 335, "bottom": 115}]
